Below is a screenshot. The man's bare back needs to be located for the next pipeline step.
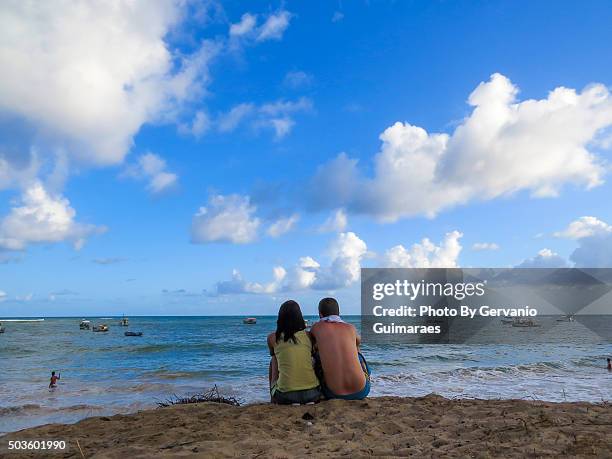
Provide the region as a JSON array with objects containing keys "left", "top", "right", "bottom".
[{"left": 311, "top": 321, "right": 366, "bottom": 395}]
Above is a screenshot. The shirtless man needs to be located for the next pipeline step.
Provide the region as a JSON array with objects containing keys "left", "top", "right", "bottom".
[
  {"left": 49, "top": 371, "right": 60, "bottom": 389},
  {"left": 310, "top": 298, "right": 370, "bottom": 400}
]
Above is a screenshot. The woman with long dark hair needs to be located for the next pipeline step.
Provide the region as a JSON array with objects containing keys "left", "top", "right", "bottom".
[{"left": 267, "top": 300, "right": 320, "bottom": 404}]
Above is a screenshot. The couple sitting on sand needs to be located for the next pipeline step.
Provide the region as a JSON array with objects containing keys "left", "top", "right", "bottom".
[{"left": 267, "top": 297, "right": 370, "bottom": 405}]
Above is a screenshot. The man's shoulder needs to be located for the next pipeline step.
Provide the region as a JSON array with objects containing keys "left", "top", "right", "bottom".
[{"left": 312, "top": 320, "right": 355, "bottom": 332}]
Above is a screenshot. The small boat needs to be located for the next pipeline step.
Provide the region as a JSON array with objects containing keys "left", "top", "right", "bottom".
[
  {"left": 243, "top": 317, "right": 257, "bottom": 324},
  {"left": 500, "top": 318, "right": 514, "bottom": 324},
  {"left": 79, "top": 319, "right": 91, "bottom": 330},
  {"left": 0, "top": 323, "right": 4, "bottom": 334},
  {"left": 92, "top": 324, "right": 109, "bottom": 332},
  {"left": 119, "top": 316, "right": 129, "bottom": 326},
  {"left": 124, "top": 331, "right": 142, "bottom": 337},
  {"left": 511, "top": 318, "right": 540, "bottom": 328},
  {"left": 556, "top": 315, "right": 574, "bottom": 322}
]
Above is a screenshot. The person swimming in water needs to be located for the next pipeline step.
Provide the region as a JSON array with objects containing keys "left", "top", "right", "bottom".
[
  {"left": 49, "top": 371, "right": 60, "bottom": 388},
  {"left": 608, "top": 358, "right": 611, "bottom": 371}
]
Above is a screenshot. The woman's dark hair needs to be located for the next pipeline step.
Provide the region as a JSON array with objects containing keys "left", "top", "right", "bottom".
[{"left": 275, "top": 300, "right": 306, "bottom": 343}]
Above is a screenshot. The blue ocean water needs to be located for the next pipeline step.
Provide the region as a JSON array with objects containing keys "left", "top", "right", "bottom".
[{"left": 1, "top": 316, "right": 611, "bottom": 434}]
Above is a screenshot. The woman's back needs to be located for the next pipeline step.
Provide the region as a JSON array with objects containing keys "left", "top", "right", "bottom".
[{"left": 274, "top": 330, "right": 319, "bottom": 392}]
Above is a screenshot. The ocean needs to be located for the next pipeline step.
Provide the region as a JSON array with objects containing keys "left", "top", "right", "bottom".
[{"left": 1, "top": 316, "right": 611, "bottom": 434}]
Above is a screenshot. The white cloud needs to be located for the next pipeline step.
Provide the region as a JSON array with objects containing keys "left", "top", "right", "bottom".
[
  {"left": 0, "top": 182, "right": 104, "bottom": 251},
  {"left": 308, "top": 74, "right": 612, "bottom": 221},
  {"left": 15, "top": 293, "right": 33, "bottom": 302},
  {"left": 517, "top": 217, "right": 612, "bottom": 268},
  {"left": 256, "top": 98, "right": 312, "bottom": 139},
  {"left": 217, "top": 103, "right": 256, "bottom": 132},
  {"left": 191, "top": 194, "right": 261, "bottom": 244},
  {"left": 0, "top": 290, "right": 6, "bottom": 302},
  {"left": 217, "top": 97, "right": 312, "bottom": 139},
  {"left": 319, "top": 209, "right": 348, "bottom": 233},
  {"left": 229, "top": 10, "right": 291, "bottom": 44},
  {"left": 214, "top": 230, "right": 467, "bottom": 295},
  {"left": 549, "top": 216, "right": 612, "bottom": 267},
  {"left": 332, "top": 11, "right": 344, "bottom": 23},
  {"left": 259, "top": 97, "right": 313, "bottom": 117},
  {"left": 149, "top": 172, "right": 177, "bottom": 194},
  {"left": 216, "top": 267, "right": 286, "bottom": 294},
  {"left": 554, "top": 216, "right": 612, "bottom": 239},
  {"left": 267, "top": 214, "right": 299, "bottom": 237},
  {"left": 160, "top": 288, "right": 207, "bottom": 303},
  {"left": 212, "top": 228, "right": 515, "bottom": 296},
  {"left": 283, "top": 71, "right": 313, "bottom": 89},
  {"left": 190, "top": 111, "right": 211, "bottom": 137},
  {"left": 517, "top": 248, "right": 569, "bottom": 268},
  {"left": 123, "top": 153, "right": 178, "bottom": 194},
  {"left": 214, "top": 231, "right": 367, "bottom": 294},
  {"left": 382, "top": 231, "right": 463, "bottom": 268},
  {"left": 0, "top": 155, "right": 40, "bottom": 191},
  {"left": 268, "top": 118, "right": 294, "bottom": 139},
  {"left": 472, "top": 242, "right": 500, "bottom": 251},
  {"left": 256, "top": 10, "right": 292, "bottom": 42},
  {"left": 92, "top": 257, "right": 126, "bottom": 265},
  {"left": 0, "top": 1, "right": 217, "bottom": 171},
  {"left": 229, "top": 13, "right": 257, "bottom": 37},
  {"left": 283, "top": 256, "right": 321, "bottom": 291},
  {"left": 50, "top": 289, "right": 78, "bottom": 296},
  {"left": 179, "top": 110, "right": 211, "bottom": 138},
  {"left": 312, "top": 231, "right": 368, "bottom": 289},
  {"left": 570, "top": 232, "right": 612, "bottom": 267}
]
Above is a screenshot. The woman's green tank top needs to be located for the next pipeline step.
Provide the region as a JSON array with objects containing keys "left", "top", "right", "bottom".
[{"left": 274, "top": 330, "right": 319, "bottom": 392}]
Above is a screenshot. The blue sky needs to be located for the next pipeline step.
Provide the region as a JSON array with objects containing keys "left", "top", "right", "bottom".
[{"left": 1, "top": 0, "right": 612, "bottom": 316}]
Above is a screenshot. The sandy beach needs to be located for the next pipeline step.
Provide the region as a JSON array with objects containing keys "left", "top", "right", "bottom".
[{"left": 2, "top": 395, "right": 611, "bottom": 458}]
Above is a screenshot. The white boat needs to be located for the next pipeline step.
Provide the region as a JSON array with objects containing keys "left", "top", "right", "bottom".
[
  {"left": 243, "top": 317, "right": 257, "bottom": 324},
  {"left": 79, "top": 319, "right": 91, "bottom": 330},
  {"left": 556, "top": 315, "right": 574, "bottom": 322},
  {"left": 93, "top": 324, "right": 109, "bottom": 332},
  {"left": 119, "top": 316, "right": 129, "bottom": 326}
]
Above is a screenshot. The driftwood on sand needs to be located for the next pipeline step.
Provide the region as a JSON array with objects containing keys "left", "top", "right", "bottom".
[{"left": 156, "top": 385, "right": 241, "bottom": 408}]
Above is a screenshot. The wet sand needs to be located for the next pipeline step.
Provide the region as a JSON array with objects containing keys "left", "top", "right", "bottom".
[{"left": 1, "top": 395, "right": 611, "bottom": 458}]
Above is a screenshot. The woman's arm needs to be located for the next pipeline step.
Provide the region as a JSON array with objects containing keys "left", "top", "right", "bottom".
[
  {"left": 267, "top": 332, "right": 276, "bottom": 356},
  {"left": 306, "top": 329, "right": 319, "bottom": 354}
]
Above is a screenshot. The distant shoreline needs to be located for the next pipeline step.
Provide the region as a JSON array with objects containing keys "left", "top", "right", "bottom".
[
  {"left": 1, "top": 314, "right": 606, "bottom": 318},
  {"left": 2, "top": 395, "right": 610, "bottom": 458},
  {"left": 0, "top": 319, "right": 45, "bottom": 322},
  {"left": 0, "top": 315, "right": 333, "bottom": 319}
]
